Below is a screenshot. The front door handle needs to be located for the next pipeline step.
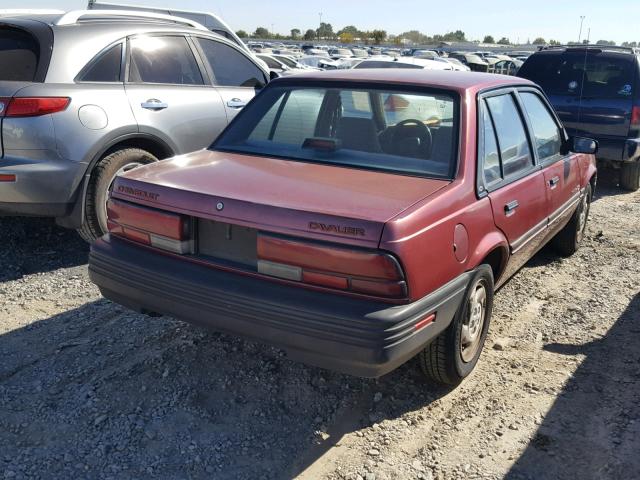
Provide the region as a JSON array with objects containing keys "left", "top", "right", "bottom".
[
  {"left": 226, "top": 98, "right": 247, "bottom": 109},
  {"left": 504, "top": 200, "right": 519, "bottom": 216},
  {"left": 549, "top": 176, "right": 560, "bottom": 188},
  {"left": 141, "top": 99, "right": 168, "bottom": 110}
]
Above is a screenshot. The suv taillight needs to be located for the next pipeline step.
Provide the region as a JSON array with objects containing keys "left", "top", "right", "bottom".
[
  {"left": 0, "top": 97, "right": 70, "bottom": 117},
  {"left": 257, "top": 234, "right": 407, "bottom": 299},
  {"left": 107, "top": 198, "right": 192, "bottom": 254},
  {"left": 631, "top": 106, "right": 640, "bottom": 127}
]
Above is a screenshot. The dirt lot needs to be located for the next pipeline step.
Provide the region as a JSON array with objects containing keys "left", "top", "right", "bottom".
[{"left": 0, "top": 169, "right": 638, "bottom": 480}]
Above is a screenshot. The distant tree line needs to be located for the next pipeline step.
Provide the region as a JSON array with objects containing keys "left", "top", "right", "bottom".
[{"left": 236, "top": 26, "right": 638, "bottom": 48}]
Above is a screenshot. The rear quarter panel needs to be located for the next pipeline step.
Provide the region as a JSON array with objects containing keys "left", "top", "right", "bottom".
[{"left": 379, "top": 88, "right": 509, "bottom": 301}]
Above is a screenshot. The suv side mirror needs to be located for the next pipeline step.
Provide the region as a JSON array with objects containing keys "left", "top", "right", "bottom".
[{"left": 562, "top": 136, "right": 598, "bottom": 155}]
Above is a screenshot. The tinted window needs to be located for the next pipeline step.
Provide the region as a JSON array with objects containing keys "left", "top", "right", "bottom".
[
  {"left": 80, "top": 44, "right": 122, "bottom": 82},
  {"left": 486, "top": 94, "right": 533, "bottom": 177},
  {"left": 258, "top": 55, "right": 281, "bottom": 69},
  {"left": 214, "top": 86, "right": 458, "bottom": 178},
  {"left": 481, "top": 103, "right": 501, "bottom": 185},
  {"left": 0, "top": 27, "right": 38, "bottom": 81},
  {"left": 520, "top": 92, "right": 562, "bottom": 161},
  {"left": 129, "top": 36, "right": 203, "bottom": 85},
  {"left": 519, "top": 51, "right": 635, "bottom": 98},
  {"left": 198, "top": 38, "right": 266, "bottom": 88}
]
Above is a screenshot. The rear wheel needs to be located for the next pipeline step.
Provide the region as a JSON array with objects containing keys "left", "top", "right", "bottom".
[
  {"left": 77, "top": 148, "right": 157, "bottom": 243},
  {"left": 552, "top": 183, "right": 591, "bottom": 257},
  {"left": 418, "top": 265, "right": 494, "bottom": 385},
  {"left": 620, "top": 162, "right": 640, "bottom": 191}
]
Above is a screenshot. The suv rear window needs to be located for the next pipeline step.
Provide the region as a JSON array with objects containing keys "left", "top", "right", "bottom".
[
  {"left": 214, "top": 85, "right": 458, "bottom": 179},
  {"left": 0, "top": 27, "right": 39, "bottom": 81},
  {"left": 519, "top": 51, "right": 636, "bottom": 98}
]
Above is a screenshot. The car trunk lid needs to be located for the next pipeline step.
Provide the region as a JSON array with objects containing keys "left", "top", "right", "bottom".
[{"left": 110, "top": 149, "right": 449, "bottom": 248}]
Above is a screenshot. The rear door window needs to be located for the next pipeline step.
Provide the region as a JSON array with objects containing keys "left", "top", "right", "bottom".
[
  {"left": 485, "top": 94, "right": 533, "bottom": 177},
  {"left": 79, "top": 43, "right": 122, "bottom": 82},
  {"left": 197, "top": 38, "right": 267, "bottom": 88},
  {"left": 129, "top": 36, "right": 203, "bottom": 85},
  {"left": 480, "top": 103, "right": 502, "bottom": 185},
  {"left": 0, "top": 27, "right": 38, "bottom": 81},
  {"left": 519, "top": 51, "right": 636, "bottom": 98}
]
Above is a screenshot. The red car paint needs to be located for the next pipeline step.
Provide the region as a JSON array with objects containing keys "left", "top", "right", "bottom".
[{"left": 107, "top": 70, "right": 596, "bottom": 304}]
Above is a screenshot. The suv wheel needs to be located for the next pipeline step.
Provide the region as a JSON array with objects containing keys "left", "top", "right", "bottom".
[
  {"left": 552, "top": 183, "right": 592, "bottom": 257},
  {"left": 418, "top": 265, "right": 494, "bottom": 385},
  {"left": 620, "top": 162, "right": 640, "bottom": 191},
  {"left": 77, "top": 148, "right": 157, "bottom": 243}
]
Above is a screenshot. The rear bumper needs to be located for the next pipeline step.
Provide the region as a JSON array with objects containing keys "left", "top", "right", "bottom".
[
  {"left": 595, "top": 137, "right": 640, "bottom": 163},
  {"left": 89, "top": 237, "right": 469, "bottom": 378},
  {"left": 0, "top": 153, "right": 86, "bottom": 217}
]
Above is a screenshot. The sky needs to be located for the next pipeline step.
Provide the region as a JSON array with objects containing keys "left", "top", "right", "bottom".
[{"left": 8, "top": 0, "right": 640, "bottom": 44}]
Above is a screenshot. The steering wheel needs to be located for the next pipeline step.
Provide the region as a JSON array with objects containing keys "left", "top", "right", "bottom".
[{"left": 391, "top": 119, "right": 433, "bottom": 158}]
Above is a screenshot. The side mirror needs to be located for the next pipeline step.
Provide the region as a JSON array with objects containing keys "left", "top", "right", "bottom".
[{"left": 568, "top": 136, "right": 598, "bottom": 155}]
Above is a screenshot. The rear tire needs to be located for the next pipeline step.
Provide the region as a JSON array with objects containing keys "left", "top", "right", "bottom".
[
  {"left": 620, "top": 162, "right": 640, "bottom": 191},
  {"left": 77, "top": 148, "right": 157, "bottom": 243},
  {"left": 418, "top": 265, "right": 494, "bottom": 385},
  {"left": 552, "top": 183, "right": 591, "bottom": 257}
]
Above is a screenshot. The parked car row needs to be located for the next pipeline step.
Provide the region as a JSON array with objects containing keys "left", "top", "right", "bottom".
[{"left": 3, "top": 8, "right": 632, "bottom": 388}]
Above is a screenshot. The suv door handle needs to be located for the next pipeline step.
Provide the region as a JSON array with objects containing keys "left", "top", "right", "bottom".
[
  {"left": 226, "top": 98, "right": 247, "bottom": 109},
  {"left": 504, "top": 200, "right": 519, "bottom": 216},
  {"left": 141, "top": 99, "right": 168, "bottom": 110},
  {"left": 549, "top": 176, "right": 560, "bottom": 188}
]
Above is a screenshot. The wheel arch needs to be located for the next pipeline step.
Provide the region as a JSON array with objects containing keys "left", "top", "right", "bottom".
[
  {"left": 56, "top": 133, "right": 175, "bottom": 229},
  {"left": 467, "top": 232, "right": 509, "bottom": 286}
]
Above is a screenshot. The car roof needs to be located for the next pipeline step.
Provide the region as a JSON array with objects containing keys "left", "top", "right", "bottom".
[{"left": 275, "top": 69, "right": 534, "bottom": 93}]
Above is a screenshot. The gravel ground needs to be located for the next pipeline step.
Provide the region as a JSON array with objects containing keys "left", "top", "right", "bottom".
[{"left": 0, "top": 169, "right": 638, "bottom": 480}]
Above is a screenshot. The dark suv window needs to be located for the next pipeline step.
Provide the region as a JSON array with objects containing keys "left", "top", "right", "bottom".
[
  {"left": 485, "top": 94, "right": 533, "bottom": 177},
  {"left": 129, "top": 36, "right": 203, "bottom": 85},
  {"left": 0, "top": 27, "right": 38, "bottom": 81},
  {"left": 197, "top": 38, "right": 266, "bottom": 88},
  {"left": 80, "top": 44, "right": 122, "bottom": 82},
  {"left": 519, "top": 51, "right": 636, "bottom": 98}
]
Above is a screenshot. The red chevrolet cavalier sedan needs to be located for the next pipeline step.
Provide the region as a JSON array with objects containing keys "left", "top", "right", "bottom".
[{"left": 89, "top": 70, "right": 597, "bottom": 385}]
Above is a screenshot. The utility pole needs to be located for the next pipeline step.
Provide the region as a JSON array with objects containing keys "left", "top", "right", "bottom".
[
  {"left": 578, "top": 15, "right": 585, "bottom": 43},
  {"left": 318, "top": 12, "right": 322, "bottom": 41}
]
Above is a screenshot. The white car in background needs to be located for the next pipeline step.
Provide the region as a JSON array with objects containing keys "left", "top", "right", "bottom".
[
  {"left": 353, "top": 56, "right": 454, "bottom": 71},
  {"left": 256, "top": 54, "right": 309, "bottom": 76},
  {"left": 297, "top": 55, "right": 341, "bottom": 70}
]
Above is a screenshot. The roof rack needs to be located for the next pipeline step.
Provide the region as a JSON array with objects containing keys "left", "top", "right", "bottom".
[
  {"left": 55, "top": 9, "right": 208, "bottom": 31},
  {"left": 0, "top": 9, "right": 65, "bottom": 15},
  {"left": 539, "top": 44, "right": 639, "bottom": 54}
]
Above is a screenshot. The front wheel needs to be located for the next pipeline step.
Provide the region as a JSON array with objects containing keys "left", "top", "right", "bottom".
[
  {"left": 552, "top": 183, "right": 592, "bottom": 257},
  {"left": 417, "top": 265, "right": 494, "bottom": 385},
  {"left": 77, "top": 148, "right": 157, "bottom": 243}
]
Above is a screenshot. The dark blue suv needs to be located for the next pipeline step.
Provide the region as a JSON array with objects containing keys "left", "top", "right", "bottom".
[{"left": 518, "top": 45, "right": 640, "bottom": 190}]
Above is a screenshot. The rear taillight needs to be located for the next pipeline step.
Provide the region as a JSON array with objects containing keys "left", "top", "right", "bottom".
[
  {"left": 0, "top": 97, "right": 70, "bottom": 118},
  {"left": 631, "top": 106, "right": 640, "bottom": 127},
  {"left": 107, "top": 198, "right": 192, "bottom": 254},
  {"left": 257, "top": 234, "right": 407, "bottom": 299}
]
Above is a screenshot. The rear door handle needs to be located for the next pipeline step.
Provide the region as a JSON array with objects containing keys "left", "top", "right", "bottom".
[
  {"left": 226, "top": 98, "right": 247, "bottom": 109},
  {"left": 504, "top": 200, "right": 519, "bottom": 216},
  {"left": 141, "top": 99, "right": 168, "bottom": 110},
  {"left": 549, "top": 176, "right": 560, "bottom": 188}
]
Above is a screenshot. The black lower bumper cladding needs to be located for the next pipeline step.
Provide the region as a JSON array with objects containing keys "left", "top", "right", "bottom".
[{"left": 89, "top": 237, "right": 469, "bottom": 377}]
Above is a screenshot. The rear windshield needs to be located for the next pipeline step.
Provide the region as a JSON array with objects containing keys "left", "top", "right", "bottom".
[
  {"left": 0, "top": 27, "right": 39, "bottom": 81},
  {"left": 213, "top": 85, "right": 458, "bottom": 179},
  {"left": 519, "top": 52, "right": 636, "bottom": 98}
]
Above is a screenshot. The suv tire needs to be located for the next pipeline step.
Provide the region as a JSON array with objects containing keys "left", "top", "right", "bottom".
[
  {"left": 552, "top": 183, "right": 592, "bottom": 257},
  {"left": 77, "top": 148, "right": 157, "bottom": 243},
  {"left": 620, "top": 162, "right": 640, "bottom": 191},
  {"left": 418, "top": 265, "right": 494, "bottom": 385}
]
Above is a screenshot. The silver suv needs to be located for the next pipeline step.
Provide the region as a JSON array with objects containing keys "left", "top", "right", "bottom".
[{"left": 0, "top": 10, "right": 268, "bottom": 241}]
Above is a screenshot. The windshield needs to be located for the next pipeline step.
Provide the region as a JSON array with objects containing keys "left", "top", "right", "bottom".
[{"left": 213, "top": 85, "right": 458, "bottom": 179}]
